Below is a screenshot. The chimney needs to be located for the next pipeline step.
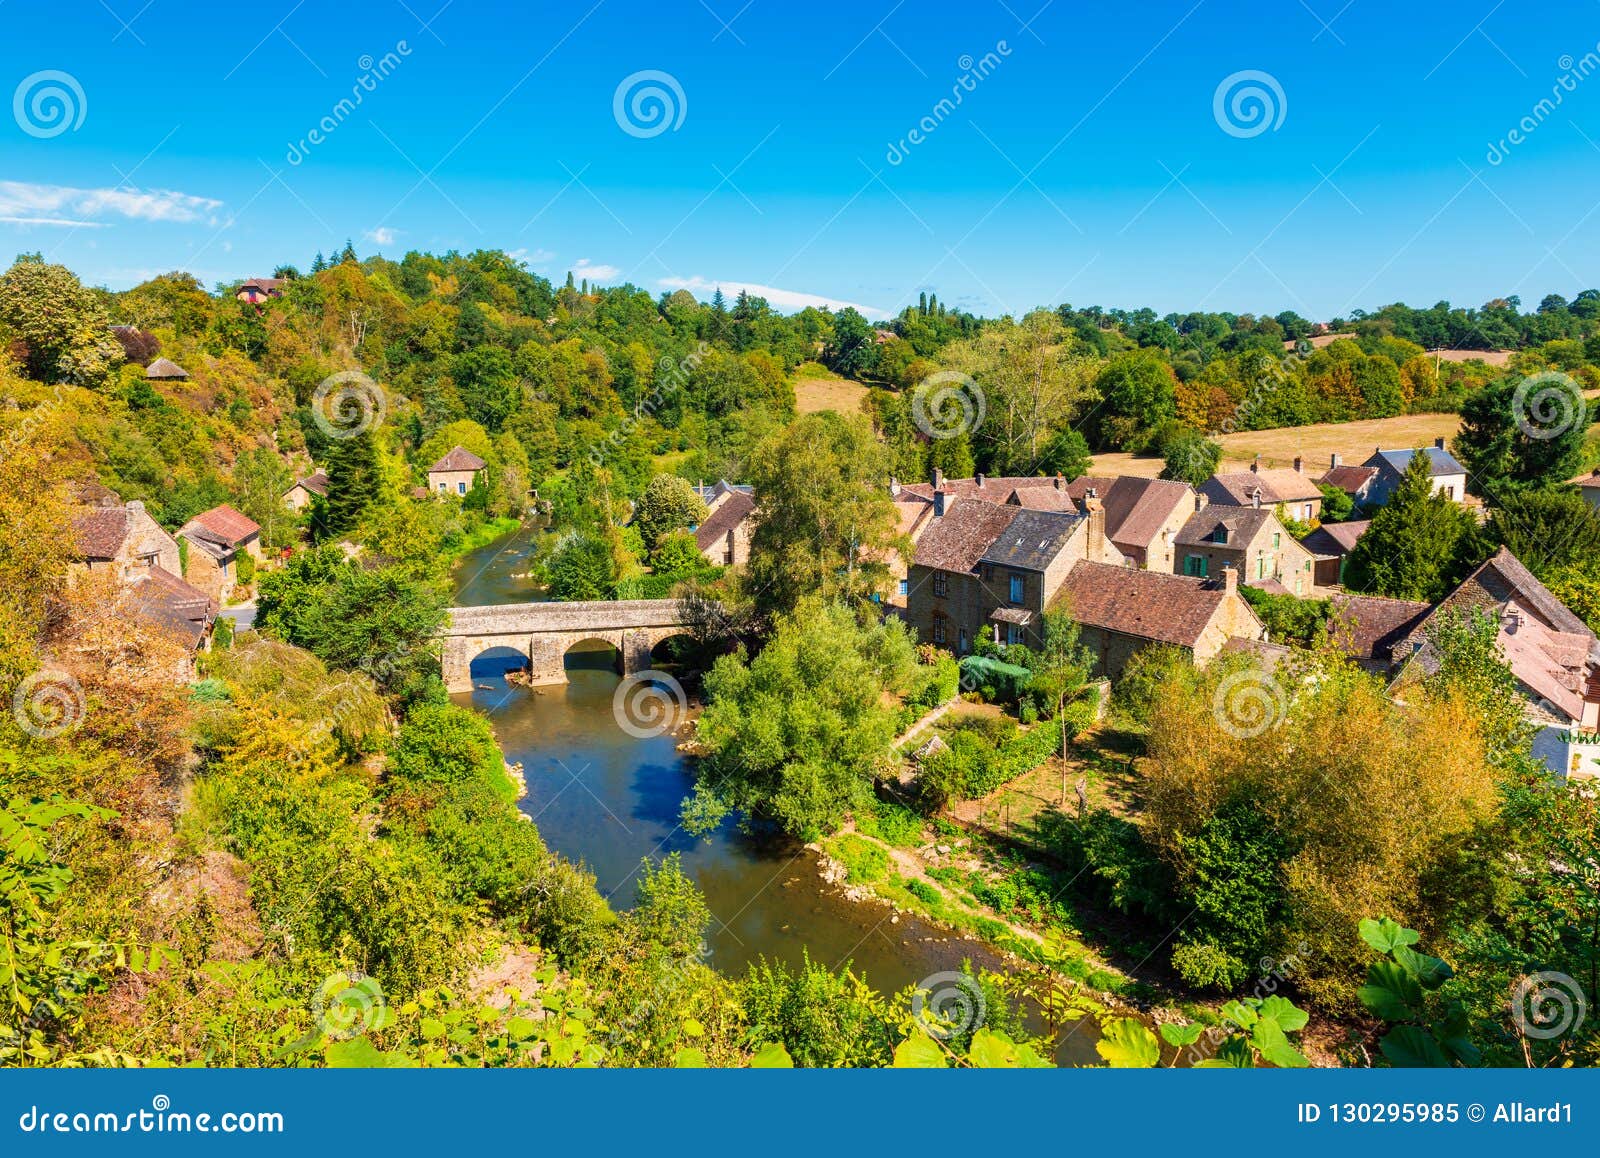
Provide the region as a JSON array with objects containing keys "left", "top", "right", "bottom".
[
  {"left": 975, "top": 473, "right": 985, "bottom": 488},
  {"left": 1292, "top": 456, "right": 1303, "bottom": 474},
  {"left": 890, "top": 476, "right": 900, "bottom": 497},
  {"left": 1251, "top": 489, "right": 1262, "bottom": 510},
  {"left": 1053, "top": 475, "right": 1063, "bottom": 490},
  {"left": 1194, "top": 491, "right": 1208, "bottom": 513},
  {"left": 933, "top": 490, "right": 948, "bottom": 518},
  {"left": 126, "top": 500, "right": 144, "bottom": 513},
  {"left": 1221, "top": 563, "right": 1238, "bottom": 595},
  {"left": 1250, "top": 455, "right": 1261, "bottom": 473},
  {"left": 1330, "top": 452, "right": 1341, "bottom": 469},
  {"left": 931, "top": 467, "right": 945, "bottom": 491},
  {"left": 1083, "top": 487, "right": 1106, "bottom": 560},
  {"left": 1434, "top": 437, "right": 1446, "bottom": 450}
]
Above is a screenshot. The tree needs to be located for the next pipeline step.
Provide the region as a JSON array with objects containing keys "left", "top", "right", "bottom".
[
  {"left": 634, "top": 475, "right": 708, "bottom": 550},
  {"left": 1091, "top": 350, "right": 1177, "bottom": 451},
  {"left": 318, "top": 429, "right": 384, "bottom": 540},
  {"left": 1455, "top": 375, "right": 1590, "bottom": 496},
  {"left": 1159, "top": 428, "right": 1221, "bottom": 486},
  {"left": 0, "top": 257, "right": 123, "bottom": 386},
  {"left": 1317, "top": 482, "right": 1355, "bottom": 523},
  {"left": 545, "top": 531, "right": 617, "bottom": 600},
  {"left": 685, "top": 598, "right": 917, "bottom": 839},
  {"left": 825, "top": 307, "right": 877, "bottom": 379},
  {"left": 1343, "top": 451, "right": 1483, "bottom": 601},
  {"left": 285, "top": 563, "right": 446, "bottom": 702},
  {"left": 230, "top": 446, "right": 295, "bottom": 552},
  {"left": 1486, "top": 486, "right": 1600, "bottom": 577},
  {"left": 745, "top": 412, "right": 901, "bottom": 615},
  {"left": 649, "top": 529, "right": 704, "bottom": 575}
]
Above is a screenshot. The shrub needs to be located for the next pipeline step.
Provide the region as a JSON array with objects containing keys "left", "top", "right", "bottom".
[
  {"left": 831, "top": 834, "right": 889, "bottom": 884},
  {"left": 390, "top": 702, "right": 515, "bottom": 800},
  {"left": 906, "top": 879, "right": 941, "bottom": 905}
]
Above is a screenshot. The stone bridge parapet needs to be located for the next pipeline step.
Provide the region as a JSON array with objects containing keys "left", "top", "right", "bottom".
[{"left": 441, "top": 599, "right": 693, "bottom": 691}]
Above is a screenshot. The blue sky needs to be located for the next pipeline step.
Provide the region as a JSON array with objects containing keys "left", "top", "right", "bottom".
[{"left": 2, "top": 0, "right": 1599, "bottom": 319}]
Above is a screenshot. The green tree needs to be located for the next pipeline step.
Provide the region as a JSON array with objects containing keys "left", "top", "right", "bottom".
[
  {"left": 745, "top": 412, "right": 901, "bottom": 615},
  {"left": 685, "top": 598, "right": 917, "bottom": 839},
  {"left": 1317, "top": 482, "right": 1355, "bottom": 522},
  {"left": 634, "top": 475, "right": 708, "bottom": 550},
  {"left": 1486, "top": 486, "right": 1600, "bottom": 577},
  {"left": 650, "top": 529, "right": 705, "bottom": 576},
  {"left": 825, "top": 307, "right": 878, "bottom": 379},
  {"left": 0, "top": 257, "right": 123, "bottom": 386},
  {"left": 1091, "top": 350, "right": 1177, "bottom": 451},
  {"left": 1455, "top": 375, "right": 1590, "bottom": 495},
  {"left": 230, "top": 446, "right": 295, "bottom": 551},
  {"left": 1159, "top": 428, "right": 1221, "bottom": 486},
  {"left": 546, "top": 531, "right": 617, "bottom": 600},
  {"left": 318, "top": 429, "right": 384, "bottom": 541},
  {"left": 1344, "top": 451, "right": 1483, "bottom": 600}
]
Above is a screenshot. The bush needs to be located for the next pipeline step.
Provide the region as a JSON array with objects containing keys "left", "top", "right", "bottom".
[
  {"left": 831, "top": 834, "right": 889, "bottom": 884},
  {"left": 1111, "top": 645, "right": 1194, "bottom": 727},
  {"left": 855, "top": 801, "right": 925, "bottom": 847},
  {"left": 906, "top": 878, "right": 941, "bottom": 905},
  {"left": 1170, "top": 938, "right": 1253, "bottom": 991},
  {"left": 390, "top": 702, "right": 516, "bottom": 801}
]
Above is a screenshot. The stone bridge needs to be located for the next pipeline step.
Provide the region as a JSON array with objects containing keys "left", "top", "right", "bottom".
[{"left": 441, "top": 600, "right": 693, "bottom": 691}]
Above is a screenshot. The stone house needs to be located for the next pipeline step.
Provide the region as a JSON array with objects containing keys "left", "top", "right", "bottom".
[
  {"left": 1324, "top": 592, "right": 1431, "bottom": 674},
  {"left": 1050, "top": 561, "right": 1266, "bottom": 678},
  {"left": 1301, "top": 519, "right": 1371, "bottom": 587},
  {"left": 71, "top": 499, "right": 181, "bottom": 578},
  {"left": 1571, "top": 467, "right": 1600, "bottom": 513},
  {"left": 903, "top": 490, "right": 1122, "bottom": 654},
  {"left": 178, "top": 505, "right": 263, "bottom": 603},
  {"left": 1173, "top": 502, "right": 1318, "bottom": 595},
  {"left": 1200, "top": 457, "right": 1325, "bottom": 523},
  {"left": 1361, "top": 439, "right": 1469, "bottom": 506},
  {"left": 236, "top": 276, "right": 287, "bottom": 304},
  {"left": 282, "top": 470, "right": 329, "bottom": 511},
  {"left": 1395, "top": 547, "right": 1600, "bottom": 779},
  {"left": 1317, "top": 453, "right": 1379, "bottom": 508},
  {"left": 1065, "top": 476, "right": 1196, "bottom": 570},
  {"left": 694, "top": 488, "right": 757, "bottom": 568},
  {"left": 427, "top": 446, "right": 487, "bottom": 497}
]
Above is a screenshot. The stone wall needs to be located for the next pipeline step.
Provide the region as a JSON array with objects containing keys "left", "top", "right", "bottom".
[{"left": 441, "top": 600, "right": 693, "bottom": 691}]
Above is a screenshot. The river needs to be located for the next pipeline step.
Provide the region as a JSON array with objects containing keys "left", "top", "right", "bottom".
[{"left": 450, "top": 525, "right": 1101, "bottom": 1064}]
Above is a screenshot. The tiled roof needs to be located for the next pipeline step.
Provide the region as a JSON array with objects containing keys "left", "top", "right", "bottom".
[
  {"left": 899, "top": 475, "right": 1070, "bottom": 504},
  {"left": 1052, "top": 561, "right": 1249, "bottom": 649},
  {"left": 694, "top": 479, "right": 754, "bottom": 503},
  {"left": 1006, "top": 486, "right": 1077, "bottom": 512},
  {"left": 989, "top": 607, "right": 1035, "bottom": 625},
  {"left": 1302, "top": 519, "right": 1370, "bottom": 557},
  {"left": 1100, "top": 477, "right": 1193, "bottom": 552},
  {"left": 893, "top": 495, "right": 937, "bottom": 539},
  {"left": 428, "top": 446, "right": 487, "bottom": 473},
  {"left": 1318, "top": 464, "right": 1378, "bottom": 495},
  {"left": 694, "top": 490, "right": 756, "bottom": 552},
  {"left": 123, "top": 566, "right": 217, "bottom": 649},
  {"left": 73, "top": 507, "right": 131, "bottom": 559},
  {"left": 1247, "top": 577, "right": 1291, "bottom": 596},
  {"left": 1571, "top": 468, "right": 1600, "bottom": 490},
  {"left": 184, "top": 504, "right": 260, "bottom": 547},
  {"left": 912, "top": 501, "right": 1019, "bottom": 573},
  {"left": 1175, "top": 506, "right": 1275, "bottom": 547},
  {"left": 1372, "top": 445, "right": 1467, "bottom": 477},
  {"left": 289, "top": 470, "right": 329, "bottom": 497},
  {"left": 1327, "top": 594, "right": 1432, "bottom": 661},
  {"left": 979, "top": 509, "right": 1083, "bottom": 572},
  {"left": 1202, "top": 468, "right": 1323, "bottom": 506}
]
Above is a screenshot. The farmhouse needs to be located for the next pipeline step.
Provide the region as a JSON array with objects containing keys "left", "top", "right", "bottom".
[
  {"left": 282, "top": 470, "right": 329, "bottom": 511},
  {"left": 1200, "top": 457, "right": 1324, "bottom": 522},
  {"left": 1361, "top": 439, "right": 1469, "bottom": 506},
  {"left": 427, "top": 446, "right": 487, "bottom": 497}
]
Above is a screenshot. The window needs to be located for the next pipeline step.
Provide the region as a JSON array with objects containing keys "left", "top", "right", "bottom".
[
  {"left": 1273, "top": 532, "right": 1280, "bottom": 548},
  {"left": 1212, "top": 527, "right": 1228, "bottom": 544},
  {"left": 1009, "top": 573, "right": 1024, "bottom": 604},
  {"left": 1258, "top": 555, "right": 1266, "bottom": 579},
  {"left": 437, "top": 481, "right": 447, "bottom": 493},
  {"left": 1184, "top": 555, "right": 1208, "bottom": 578},
  {"left": 457, "top": 481, "right": 467, "bottom": 495},
  {"left": 932, "top": 617, "right": 947, "bottom": 644},
  {"left": 898, "top": 579, "right": 909, "bottom": 597},
  {"left": 932, "top": 571, "right": 948, "bottom": 598},
  {"left": 1006, "top": 624, "right": 1021, "bottom": 645}
]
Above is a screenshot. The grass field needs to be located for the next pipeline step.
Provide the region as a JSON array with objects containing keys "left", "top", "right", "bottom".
[
  {"left": 1092, "top": 397, "right": 1600, "bottom": 478},
  {"left": 791, "top": 361, "right": 871, "bottom": 416}
]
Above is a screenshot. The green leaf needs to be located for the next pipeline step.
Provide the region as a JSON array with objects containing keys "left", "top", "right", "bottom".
[
  {"left": 1158, "top": 1022, "right": 1204, "bottom": 1048},
  {"left": 1432, "top": 1005, "right": 1482, "bottom": 1066},
  {"left": 505, "top": 1016, "right": 537, "bottom": 1041},
  {"left": 892, "top": 1031, "right": 949, "bottom": 1068},
  {"left": 1095, "top": 1018, "right": 1161, "bottom": 1068},
  {"left": 673, "top": 1047, "right": 708, "bottom": 1068},
  {"left": 1377, "top": 1025, "right": 1449, "bottom": 1068},
  {"left": 750, "top": 1042, "right": 794, "bottom": 1068},
  {"left": 1193, "top": 1037, "right": 1254, "bottom": 1068},
  {"left": 1256, "top": 994, "right": 1309, "bottom": 1033},
  {"left": 681, "top": 1017, "right": 705, "bottom": 1039},
  {"left": 1359, "top": 917, "right": 1420, "bottom": 955},
  {"left": 969, "top": 1028, "right": 1051, "bottom": 1069},
  {"left": 1358, "top": 961, "right": 1424, "bottom": 1022},
  {"left": 325, "top": 1036, "right": 403, "bottom": 1068},
  {"left": 1392, "top": 944, "right": 1453, "bottom": 990},
  {"left": 1251, "top": 1018, "right": 1310, "bottom": 1068},
  {"left": 1218, "top": 999, "right": 1257, "bottom": 1030}
]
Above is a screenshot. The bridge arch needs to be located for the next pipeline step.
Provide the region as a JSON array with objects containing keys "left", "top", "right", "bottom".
[
  {"left": 564, "top": 636, "right": 623, "bottom": 674},
  {"left": 468, "top": 644, "right": 530, "bottom": 682}
]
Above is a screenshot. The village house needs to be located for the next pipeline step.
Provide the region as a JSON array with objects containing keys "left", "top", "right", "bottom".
[
  {"left": 1395, "top": 547, "right": 1600, "bottom": 779},
  {"left": 1317, "top": 453, "right": 1379, "bottom": 508},
  {"left": 71, "top": 498, "right": 182, "bottom": 578},
  {"left": 883, "top": 489, "right": 940, "bottom": 608},
  {"left": 903, "top": 487, "right": 1123, "bottom": 654},
  {"left": 1173, "top": 500, "right": 1318, "bottom": 595},
  {"left": 177, "top": 504, "right": 263, "bottom": 603},
  {"left": 693, "top": 485, "right": 757, "bottom": 568},
  {"left": 1064, "top": 475, "right": 1195, "bottom": 570},
  {"left": 1361, "top": 439, "right": 1469, "bottom": 506},
  {"left": 1200, "top": 457, "right": 1324, "bottom": 522},
  {"left": 1301, "top": 519, "right": 1372, "bottom": 587},
  {"left": 1050, "top": 561, "right": 1266, "bottom": 678},
  {"left": 235, "top": 276, "right": 288, "bottom": 304},
  {"left": 281, "top": 470, "right": 329, "bottom": 511},
  {"left": 427, "top": 446, "right": 487, "bottom": 497},
  {"left": 1571, "top": 467, "right": 1600, "bottom": 512},
  {"left": 1324, "top": 592, "right": 1432, "bottom": 673},
  {"left": 121, "top": 565, "right": 219, "bottom": 677}
]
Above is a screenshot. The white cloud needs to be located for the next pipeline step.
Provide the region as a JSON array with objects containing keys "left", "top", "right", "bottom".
[
  {"left": 658, "top": 275, "right": 886, "bottom": 318},
  {"left": 0, "top": 215, "right": 106, "bottom": 228},
  {"left": 509, "top": 247, "right": 555, "bottom": 264},
  {"left": 364, "top": 226, "right": 398, "bottom": 245},
  {"left": 0, "top": 181, "right": 222, "bottom": 227},
  {"left": 571, "top": 257, "right": 620, "bottom": 282}
]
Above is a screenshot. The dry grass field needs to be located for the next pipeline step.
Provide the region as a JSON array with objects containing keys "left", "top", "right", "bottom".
[{"left": 793, "top": 367, "right": 871, "bottom": 416}]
